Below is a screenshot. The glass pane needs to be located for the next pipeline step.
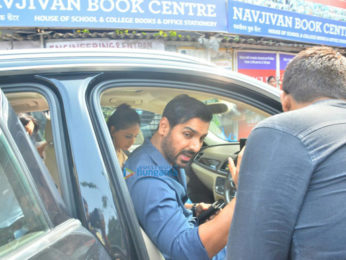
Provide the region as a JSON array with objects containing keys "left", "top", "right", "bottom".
[
  {"left": 209, "top": 100, "right": 268, "bottom": 142},
  {"left": 103, "top": 106, "right": 161, "bottom": 151},
  {"left": 6, "top": 90, "right": 70, "bottom": 224},
  {"left": 0, "top": 128, "right": 49, "bottom": 257},
  {"left": 6, "top": 92, "right": 61, "bottom": 194},
  {"left": 102, "top": 87, "right": 270, "bottom": 145}
]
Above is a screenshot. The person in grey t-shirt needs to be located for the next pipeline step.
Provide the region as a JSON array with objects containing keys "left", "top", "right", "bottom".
[{"left": 227, "top": 46, "right": 346, "bottom": 260}]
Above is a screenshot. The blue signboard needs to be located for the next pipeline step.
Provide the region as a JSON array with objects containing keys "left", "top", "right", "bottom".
[
  {"left": 0, "top": 0, "right": 227, "bottom": 32},
  {"left": 228, "top": 0, "right": 346, "bottom": 47},
  {"left": 280, "top": 54, "right": 295, "bottom": 71},
  {"left": 238, "top": 52, "right": 276, "bottom": 70}
]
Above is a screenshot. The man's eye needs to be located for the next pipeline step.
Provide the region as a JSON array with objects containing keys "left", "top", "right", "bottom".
[
  {"left": 125, "top": 135, "right": 133, "bottom": 139},
  {"left": 183, "top": 132, "right": 192, "bottom": 138}
]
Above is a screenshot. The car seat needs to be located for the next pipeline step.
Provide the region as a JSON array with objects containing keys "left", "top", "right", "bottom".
[{"left": 140, "top": 227, "right": 165, "bottom": 260}]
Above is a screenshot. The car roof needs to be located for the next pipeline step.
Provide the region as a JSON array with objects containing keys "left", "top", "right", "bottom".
[
  {"left": 0, "top": 48, "right": 281, "bottom": 111},
  {"left": 0, "top": 48, "right": 213, "bottom": 74}
]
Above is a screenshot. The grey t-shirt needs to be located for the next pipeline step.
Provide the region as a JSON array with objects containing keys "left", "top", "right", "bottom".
[{"left": 227, "top": 99, "right": 346, "bottom": 259}]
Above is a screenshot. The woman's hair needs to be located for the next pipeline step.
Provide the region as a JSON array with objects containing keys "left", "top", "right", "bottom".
[
  {"left": 18, "top": 113, "right": 39, "bottom": 133},
  {"left": 107, "top": 103, "right": 140, "bottom": 132},
  {"left": 267, "top": 76, "right": 275, "bottom": 84}
]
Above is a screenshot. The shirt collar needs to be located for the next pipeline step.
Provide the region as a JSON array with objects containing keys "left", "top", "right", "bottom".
[
  {"left": 144, "top": 139, "right": 173, "bottom": 171},
  {"left": 311, "top": 98, "right": 345, "bottom": 106}
]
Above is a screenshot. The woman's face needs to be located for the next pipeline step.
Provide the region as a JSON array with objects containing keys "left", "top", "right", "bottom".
[
  {"left": 268, "top": 77, "right": 276, "bottom": 87},
  {"left": 111, "top": 124, "right": 140, "bottom": 151},
  {"left": 25, "top": 120, "right": 35, "bottom": 136}
]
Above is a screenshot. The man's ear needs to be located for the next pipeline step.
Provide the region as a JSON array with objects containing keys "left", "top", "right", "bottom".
[
  {"left": 280, "top": 91, "right": 292, "bottom": 112},
  {"left": 158, "top": 117, "right": 170, "bottom": 136}
]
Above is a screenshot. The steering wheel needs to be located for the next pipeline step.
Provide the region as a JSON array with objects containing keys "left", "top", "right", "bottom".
[{"left": 224, "top": 158, "right": 237, "bottom": 203}]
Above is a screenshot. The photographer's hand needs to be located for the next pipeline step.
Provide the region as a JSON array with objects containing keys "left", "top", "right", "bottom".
[{"left": 228, "top": 146, "right": 245, "bottom": 189}]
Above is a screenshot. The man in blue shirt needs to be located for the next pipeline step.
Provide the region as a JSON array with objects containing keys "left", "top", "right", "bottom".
[
  {"left": 227, "top": 47, "right": 346, "bottom": 259},
  {"left": 125, "top": 95, "right": 236, "bottom": 260}
]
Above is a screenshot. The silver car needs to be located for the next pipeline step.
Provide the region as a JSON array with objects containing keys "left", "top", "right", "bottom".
[{"left": 0, "top": 49, "right": 281, "bottom": 259}]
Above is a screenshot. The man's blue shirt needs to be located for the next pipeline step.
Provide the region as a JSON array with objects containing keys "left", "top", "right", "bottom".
[
  {"left": 125, "top": 139, "right": 211, "bottom": 260},
  {"left": 227, "top": 99, "right": 346, "bottom": 259}
]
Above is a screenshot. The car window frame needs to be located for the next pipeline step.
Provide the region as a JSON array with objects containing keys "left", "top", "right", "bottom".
[
  {"left": 88, "top": 72, "right": 282, "bottom": 259},
  {"left": 2, "top": 82, "right": 77, "bottom": 218},
  {"left": 1, "top": 87, "right": 112, "bottom": 259},
  {"left": 87, "top": 84, "right": 149, "bottom": 260},
  {"left": 90, "top": 75, "right": 281, "bottom": 182}
]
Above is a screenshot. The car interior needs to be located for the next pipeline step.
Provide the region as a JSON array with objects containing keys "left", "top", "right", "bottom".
[
  {"left": 101, "top": 87, "right": 270, "bottom": 203},
  {"left": 5, "top": 86, "right": 272, "bottom": 258}
]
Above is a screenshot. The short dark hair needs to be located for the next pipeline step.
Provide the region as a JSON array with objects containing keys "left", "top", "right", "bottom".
[
  {"left": 162, "top": 94, "right": 212, "bottom": 128},
  {"left": 107, "top": 103, "right": 140, "bottom": 132},
  {"left": 283, "top": 46, "right": 346, "bottom": 103}
]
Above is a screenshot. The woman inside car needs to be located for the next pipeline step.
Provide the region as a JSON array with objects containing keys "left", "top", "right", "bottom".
[{"left": 107, "top": 103, "right": 140, "bottom": 168}]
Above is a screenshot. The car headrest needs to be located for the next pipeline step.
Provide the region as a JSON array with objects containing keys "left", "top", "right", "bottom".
[{"left": 207, "top": 103, "right": 229, "bottom": 114}]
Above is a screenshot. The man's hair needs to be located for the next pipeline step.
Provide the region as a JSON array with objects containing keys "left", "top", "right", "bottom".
[
  {"left": 162, "top": 94, "right": 212, "bottom": 128},
  {"left": 283, "top": 46, "right": 346, "bottom": 103}
]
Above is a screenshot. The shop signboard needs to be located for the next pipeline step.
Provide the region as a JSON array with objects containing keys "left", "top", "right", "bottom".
[
  {"left": 0, "top": 0, "right": 227, "bottom": 32},
  {"left": 46, "top": 39, "right": 165, "bottom": 50},
  {"left": 228, "top": 0, "right": 346, "bottom": 47},
  {"left": 279, "top": 53, "right": 295, "bottom": 89},
  {"left": 177, "top": 47, "right": 209, "bottom": 60},
  {"left": 237, "top": 51, "right": 276, "bottom": 85}
]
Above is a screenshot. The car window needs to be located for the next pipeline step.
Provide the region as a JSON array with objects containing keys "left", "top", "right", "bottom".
[
  {"left": 103, "top": 107, "right": 160, "bottom": 151},
  {"left": 95, "top": 75, "right": 280, "bottom": 259},
  {"left": 5, "top": 86, "right": 136, "bottom": 258},
  {"left": 0, "top": 127, "right": 49, "bottom": 257},
  {"left": 102, "top": 88, "right": 270, "bottom": 150},
  {"left": 6, "top": 92, "right": 61, "bottom": 193},
  {"left": 208, "top": 100, "right": 268, "bottom": 142},
  {"left": 4, "top": 89, "right": 77, "bottom": 222}
]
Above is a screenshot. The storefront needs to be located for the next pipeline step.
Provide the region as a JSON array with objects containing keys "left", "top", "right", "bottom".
[{"left": 0, "top": 0, "right": 345, "bottom": 89}]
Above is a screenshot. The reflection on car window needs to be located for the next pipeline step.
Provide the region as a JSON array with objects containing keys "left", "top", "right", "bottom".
[
  {"left": 210, "top": 103, "right": 268, "bottom": 142},
  {"left": 0, "top": 128, "right": 49, "bottom": 257}
]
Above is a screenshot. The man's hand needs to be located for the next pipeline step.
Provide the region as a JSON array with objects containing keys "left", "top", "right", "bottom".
[
  {"left": 194, "top": 203, "right": 211, "bottom": 217},
  {"left": 228, "top": 146, "right": 245, "bottom": 189},
  {"left": 185, "top": 203, "right": 211, "bottom": 217}
]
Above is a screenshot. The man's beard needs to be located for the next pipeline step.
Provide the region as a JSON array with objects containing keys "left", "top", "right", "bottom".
[{"left": 161, "top": 132, "right": 196, "bottom": 167}]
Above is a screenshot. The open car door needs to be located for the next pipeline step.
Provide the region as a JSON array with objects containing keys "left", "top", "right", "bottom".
[{"left": 0, "top": 89, "right": 111, "bottom": 259}]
